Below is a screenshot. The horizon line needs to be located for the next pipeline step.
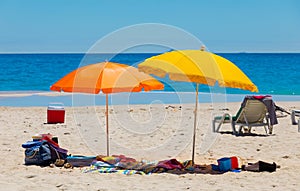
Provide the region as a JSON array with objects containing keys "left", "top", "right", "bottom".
[{"left": 1, "top": 51, "right": 300, "bottom": 54}]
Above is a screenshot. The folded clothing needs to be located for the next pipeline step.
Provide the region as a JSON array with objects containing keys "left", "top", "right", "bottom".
[
  {"left": 242, "top": 161, "right": 277, "bottom": 172},
  {"left": 66, "top": 155, "right": 96, "bottom": 167}
]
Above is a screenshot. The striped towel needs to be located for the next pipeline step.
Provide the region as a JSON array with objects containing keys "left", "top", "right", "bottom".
[
  {"left": 116, "top": 169, "right": 146, "bottom": 175},
  {"left": 97, "top": 167, "right": 117, "bottom": 173}
]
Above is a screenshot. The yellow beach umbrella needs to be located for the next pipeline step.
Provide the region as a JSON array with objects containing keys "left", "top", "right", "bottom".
[
  {"left": 138, "top": 49, "right": 258, "bottom": 163},
  {"left": 50, "top": 62, "right": 164, "bottom": 156}
]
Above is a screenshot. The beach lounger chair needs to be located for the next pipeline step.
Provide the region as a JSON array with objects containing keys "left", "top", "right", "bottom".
[
  {"left": 213, "top": 98, "right": 273, "bottom": 135},
  {"left": 291, "top": 109, "right": 300, "bottom": 131},
  {"left": 291, "top": 109, "right": 300, "bottom": 125}
]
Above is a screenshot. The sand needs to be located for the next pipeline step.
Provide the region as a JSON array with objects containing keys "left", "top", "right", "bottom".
[{"left": 1, "top": 101, "right": 300, "bottom": 191}]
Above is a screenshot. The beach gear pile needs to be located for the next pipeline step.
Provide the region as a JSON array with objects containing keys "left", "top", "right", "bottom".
[
  {"left": 83, "top": 155, "right": 215, "bottom": 175},
  {"left": 21, "top": 134, "right": 278, "bottom": 174},
  {"left": 82, "top": 155, "right": 277, "bottom": 175}
]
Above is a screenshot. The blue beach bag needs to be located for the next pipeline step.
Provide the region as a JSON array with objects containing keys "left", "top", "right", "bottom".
[
  {"left": 22, "top": 141, "right": 52, "bottom": 166},
  {"left": 22, "top": 140, "right": 68, "bottom": 166}
]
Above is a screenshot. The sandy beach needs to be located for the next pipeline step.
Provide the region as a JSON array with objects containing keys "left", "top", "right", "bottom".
[
  {"left": 1, "top": 100, "right": 300, "bottom": 191},
  {"left": 1, "top": 0, "right": 299, "bottom": 190}
]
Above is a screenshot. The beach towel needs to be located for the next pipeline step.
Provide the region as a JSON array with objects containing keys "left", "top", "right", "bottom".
[
  {"left": 242, "top": 95, "right": 278, "bottom": 125},
  {"left": 84, "top": 161, "right": 145, "bottom": 175},
  {"left": 116, "top": 169, "right": 146, "bottom": 175},
  {"left": 156, "top": 159, "right": 184, "bottom": 170}
]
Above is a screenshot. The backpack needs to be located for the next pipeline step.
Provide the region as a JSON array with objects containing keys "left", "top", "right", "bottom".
[{"left": 22, "top": 140, "right": 68, "bottom": 166}]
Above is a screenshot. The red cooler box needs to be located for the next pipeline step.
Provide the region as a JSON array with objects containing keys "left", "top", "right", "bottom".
[{"left": 47, "top": 103, "right": 65, "bottom": 124}]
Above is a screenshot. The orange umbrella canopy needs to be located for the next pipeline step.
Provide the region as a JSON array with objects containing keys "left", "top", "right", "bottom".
[
  {"left": 50, "top": 61, "right": 163, "bottom": 156},
  {"left": 50, "top": 61, "right": 164, "bottom": 94}
]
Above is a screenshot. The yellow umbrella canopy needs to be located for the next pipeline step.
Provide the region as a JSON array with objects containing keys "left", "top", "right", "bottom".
[
  {"left": 138, "top": 49, "right": 258, "bottom": 164},
  {"left": 138, "top": 50, "right": 258, "bottom": 92},
  {"left": 50, "top": 62, "right": 164, "bottom": 156}
]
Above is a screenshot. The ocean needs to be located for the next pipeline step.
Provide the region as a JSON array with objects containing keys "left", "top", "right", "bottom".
[{"left": 1, "top": 53, "right": 300, "bottom": 95}]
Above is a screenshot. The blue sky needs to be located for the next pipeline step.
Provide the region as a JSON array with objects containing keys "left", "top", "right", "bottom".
[{"left": 0, "top": 0, "right": 299, "bottom": 53}]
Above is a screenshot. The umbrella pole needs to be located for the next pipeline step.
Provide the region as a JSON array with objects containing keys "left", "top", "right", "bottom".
[
  {"left": 106, "top": 94, "right": 109, "bottom": 156},
  {"left": 192, "top": 83, "right": 199, "bottom": 165}
]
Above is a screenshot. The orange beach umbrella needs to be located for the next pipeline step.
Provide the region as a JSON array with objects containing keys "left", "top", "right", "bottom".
[{"left": 50, "top": 62, "right": 164, "bottom": 156}]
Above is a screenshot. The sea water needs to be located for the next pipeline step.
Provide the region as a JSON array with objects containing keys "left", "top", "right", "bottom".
[
  {"left": 0, "top": 53, "right": 299, "bottom": 106},
  {"left": 0, "top": 53, "right": 299, "bottom": 95}
]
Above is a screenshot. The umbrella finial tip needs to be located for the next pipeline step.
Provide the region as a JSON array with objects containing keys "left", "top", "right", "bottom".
[{"left": 200, "top": 45, "right": 206, "bottom": 51}]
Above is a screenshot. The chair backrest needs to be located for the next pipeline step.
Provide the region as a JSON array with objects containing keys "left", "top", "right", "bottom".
[{"left": 235, "top": 99, "right": 267, "bottom": 124}]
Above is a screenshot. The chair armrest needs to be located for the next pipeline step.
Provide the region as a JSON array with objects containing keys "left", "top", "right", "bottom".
[
  {"left": 214, "top": 113, "right": 232, "bottom": 121},
  {"left": 213, "top": 113, "right": 234, "bottom": 133}
]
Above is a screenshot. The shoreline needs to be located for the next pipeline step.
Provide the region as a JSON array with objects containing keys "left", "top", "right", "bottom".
[{"left": 1, "top": 91, "right": 300, "bottom": 107}]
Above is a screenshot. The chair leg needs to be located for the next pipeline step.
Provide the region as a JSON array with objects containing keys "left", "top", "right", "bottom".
[
  {"left": 212, "top": 119, "right": 216, "bottom": 132},
  {"left": 231, "top": 121, "right": 237, "bottom": 135},
  {"left": 247, "top": 126, "right": 252, "bottom": 134},
  {"left": 212, "top": 119, "right": 222, "bottom": 132},
  {"left": 263, "top": 126, "right": 268, "bottom": 134},
  {"left": 268, "top": 125, "right": 273, "bottom": 134},
  {"left": 214, "top": 117, "right": 225, "bottom": 133},
  {"left": 238, "top": 125, "right": 243, "bottom": 134},
  {"left": 291, "top": 110, "right": 297, "bottom": 125},
  {"left": 266, "top": 116, "right": 271, "bottom": 134},
  {"left": 215, "top": 120, "right": 223, "bottom": 132}
]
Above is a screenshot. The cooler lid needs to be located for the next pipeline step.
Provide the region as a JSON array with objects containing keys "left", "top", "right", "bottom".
[{"left": 48, "top": 102, "right": 64, "bottom": 110}]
